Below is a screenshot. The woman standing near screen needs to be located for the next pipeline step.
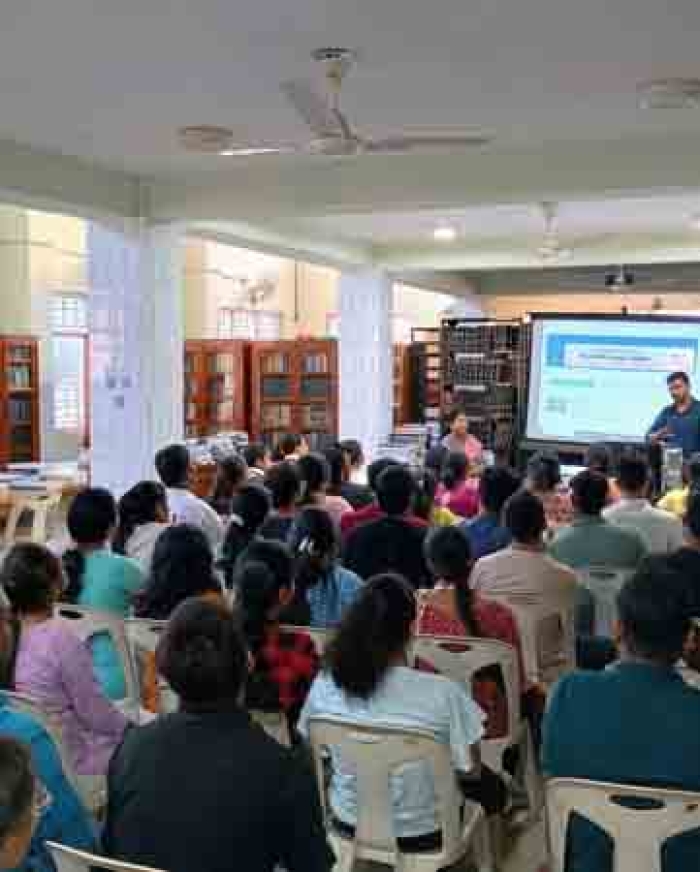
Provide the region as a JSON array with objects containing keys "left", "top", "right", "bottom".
[{"left": 441, "top": 409, "right": 483, "bottom": 464}]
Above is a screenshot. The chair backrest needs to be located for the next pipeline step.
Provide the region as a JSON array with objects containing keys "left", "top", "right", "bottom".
[
  {"left": 55, "top": 605, "right": 139, "bottom": 709},
  {"left": 547, "top": 778, "right": 700, "bottom": 872},
  {"left": 250, "top": 709, "right": 291, "bottom": 746},
  {"left": 308, "top": 717, "right": 465, "bottom": 858},
  {"left": 577, "top": 566, "right": 632, "bottom": 638},
  {"left": 46, "top": 842, "right": 166, "bottom": 872},
  {"left": 413, "top": 635, "right": 520, "bottom": 751},
  {"left": 279, "top": 624, "right": 333, "bottom": 657},
  {"left": 491, "top": 597, "right": 575, "bottom": 686},
  {"left": 125, "top": 618, "right": 178, "bottom": 715},
  {"left": 4, "top": 490, "right": 62, "bottom": 545}
]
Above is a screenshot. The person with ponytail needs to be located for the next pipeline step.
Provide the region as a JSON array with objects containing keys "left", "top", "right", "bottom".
[
  {"left": 284, "top": 508, "right": 362, "bottom": 628},
  {"left": 435, "top": 452, "right": 479, "bottom": 519},
  {"left": 299, "top": 573, "right": 506, "bottom": 849},
  {"left": 234, "top": 560, "right": 318, "bottom": 730},
  {"left": 113, "top": 481, "right": 170, "bottom": 573},
  {"left": 219, "top": 485, "right": 271, "bottom": 587},
  {"left": 63, "top": 488, "right": 145, "bottom": 700},
  {"left": 296, "top": 453, "right": 351, "bottom": 528},
  {"left": 104, "top": 598, "right": 335, "bottom": 872},
  {"left": 0, "top": 544, "right": 128, "bottom": 778}
]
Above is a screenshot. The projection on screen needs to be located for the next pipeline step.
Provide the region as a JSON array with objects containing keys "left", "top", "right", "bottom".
[{"left": 525, "top": 316, "right": 700, "bottom": 445}]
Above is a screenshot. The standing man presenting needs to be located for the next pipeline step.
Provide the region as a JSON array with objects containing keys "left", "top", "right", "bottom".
[{"left": 648, "top": 372, "right": 700, "bottom": 457}]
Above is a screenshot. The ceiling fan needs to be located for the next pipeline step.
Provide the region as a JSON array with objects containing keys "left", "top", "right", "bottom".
[
  {"left": 537, "top": 202, "right": 573, "bottom": 261},
  {"left": 219, "top": 48, "right": 491, "bottom": 158}
]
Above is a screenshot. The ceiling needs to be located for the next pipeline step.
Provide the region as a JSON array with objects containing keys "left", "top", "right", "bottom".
[{"left": 4, "top": 0, "right": 700, "bottom": 272}]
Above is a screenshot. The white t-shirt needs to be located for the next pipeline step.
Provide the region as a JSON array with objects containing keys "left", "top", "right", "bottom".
[
  {"left": 603, "top": 498, "right": 684, "bottom": 555},
  {"left": 166, "top": 488, "right": 224, "bottom": 551}
]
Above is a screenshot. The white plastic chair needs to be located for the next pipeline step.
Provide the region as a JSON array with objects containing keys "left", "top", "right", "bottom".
[
  {"left": 547, "top": 778, "right": 700, "bottom": 872},
  {"left": 55, "top": 605, "right": 140, "bottom": 720},
  {"left": 46, "top": 842, "right": 166, "bottom": 872},
  {"left": 307, "top": 717, "right": 494, "bottom": 872},
  {"left": 280, "top": 624, "right": 333, "bottom": 656},
  {"left": 577, "top": 567, "right": 632, "bottom": 638},
  {"left": 250, "top": 709, "right": 291, "bottom": 747},
  {"left": 3, "top": 489, "right": 62, "bottom": 545},
  {"left": 413, "top": 634, "right": 543, "bottom": 821},
  {"left": 125, "top": 618, "right": 179, "bottom": 715}
]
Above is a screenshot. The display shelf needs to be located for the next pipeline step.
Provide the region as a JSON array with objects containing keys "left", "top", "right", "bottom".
[
  {"left": 0, "top": 337, "right": 40, "bottom": 465},
  {"left": 183, "top": 340, "right": 249, "bottom": 439}
]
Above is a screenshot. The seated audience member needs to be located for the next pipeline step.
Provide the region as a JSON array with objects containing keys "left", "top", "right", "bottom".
[
  {"left": 542, "top": 558, "right": 700, "bottom": 872},
  {"left": 300, "top": 574, "right": 506, "bottom": 846},
  {"left": 1, "top": 545, "right": 128, "bottom": 777},
  {"left": 441, "top": 409, "right": 484, "bottom": 464},
  {"left": 585, "top": 442, "right": 621, "bottom": 504},
  {"left": 322, "top": 447, "right": 356, "bottom": 518},
  {"left": 209, "top": 455, "right": 248, "bottom": 517},
  {"left": 425, "top": 444, "right": 448, "bottom": 480},
  {"left": 462, "top": 466, "right": 521, "bottom": 559},
  {"left": 298, "top": 453, "right": 352, "bottom": 527},
  {"left": 275, "top": 433, "right": 308, "bottom": 463},
  {"left": 236, "top": 538, "right": 294, "bottom": 599},
  {"left": 525, "top": 450, "right": 573, "bottom": 532},
  {"left": 219, "top": 485, "right": 271, "bottom": 585},
  {"left": 0, "top": 699, "right": 95, "bottom": 872},
  {"left": 155, "top": 444, "right": 224, "bottom": 549},
  {"left": 134, "top": 525, "right": 223, "bottom": 620},
  {"left": 436, "top": 453, "right": 479, "bottom": 519},
  {"left": 113, "top": 481, "right": 170, "bottom": 574},
  {"left": 603, "top": 452, "right": 684, "bottom": 554},
  {"left": 259, "top": 461, "right": 301, "bottom": 542},
  {"left": 666, "top": 488, "right": 700, "bottom": 609},
  {"left": 243, "top": 443, "right": 271, "bottom": 481},
  {"left": 658, "top": 451, "right": 700, "bottom": 518},
  {"left": 103, "top": 599, "right": 334, "bottom": 872},
  {"left": 235, "top": 560, "right": 319, "bottom": 730},
  {"left": 0, "top": 738, "right": 37, "bottom": 870},
  {"left": 338, "top": 440, "right": 373, "bottom": 507},
  {"left": 63, "top": 488, "right": 144, "bottom": 700},
  {"left": 419, "top": 527, "right": 527, "bottom": 738},
  {"left": 284, "top": 508, "right": 362, "bottom": 628},
  {"left": 549, "top": 470, "right": 648, "bottom": 572},
  {"left": 344, "top": 465, "right": 430, "bottom": 589},
  {"left": 413, "top": 469, "right": 458, "bottom": 527},
  {"left": 470, "top": 491, "right": 577, "bottom": 610}
]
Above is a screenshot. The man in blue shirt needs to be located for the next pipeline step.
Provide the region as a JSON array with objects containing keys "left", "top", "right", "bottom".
[
  {"left": 542, "top": 557, "right": 700, "bottom": 872},
  {"left": 461, "top": 466, "right": 521, "bottom": 559},
  {"left": 648, "top": 371, "right": 700, "bottom": 457}
]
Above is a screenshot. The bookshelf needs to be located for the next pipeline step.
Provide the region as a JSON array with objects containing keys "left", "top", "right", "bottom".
[
  {"left": 0, "top": 337, "right": 40, "bottom": 464},
  {"left": 184, "top": 340, "right": 249, "bottom": 438},
  {"left": 251, "top": 340, "right": 338, "bottom": 449},
  {"left": 392, "top": 344, "right": 410, "bottom": 427},
  {"left": 408, "top": 327, "right": 442, "bottom": 424}
]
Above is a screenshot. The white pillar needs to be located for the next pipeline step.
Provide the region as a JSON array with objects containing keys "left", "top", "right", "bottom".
[
  {"left": 87, "top": 220, "right": 183, "bottom": 494},
  {"left": 338, "top": 269, "right": 393, "bottom": 455}
]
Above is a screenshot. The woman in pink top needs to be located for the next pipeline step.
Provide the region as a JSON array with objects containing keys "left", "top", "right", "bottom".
[
  {"left": 441, "top": 410, "right": 483, "bottom": 464},
  {"left": 297, "top": 452, "right": 352, "bottom": 528},
  {"left": 0, "top": 544, "right": 127, "bottom": 777},
  {"left": 436, "top": 452, "right": 480, "bottom": 519},
  {"left": 418, "top": 526, "right": 528, "bottom": 739}
]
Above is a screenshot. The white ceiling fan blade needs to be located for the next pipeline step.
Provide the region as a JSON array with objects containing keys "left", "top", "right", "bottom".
[
  {"left": 364, "top": 134, "right": 491, "bottom": 153},
  {"left": 219, "top": 145, "right": 297, "bottom": 157},
  {"left": 280, "top": 79, "right": 344, "bottom": 138}
]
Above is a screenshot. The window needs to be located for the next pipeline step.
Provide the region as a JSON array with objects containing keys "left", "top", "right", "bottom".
[
  {"left": 49, "top": 294, "right": 88, "bottom": 433},
  {"left": 49, "top": 294, "right": 88, "bottom": 331},
  {"left": 218, "top": 308, "right": 282, "bottom": 341}
]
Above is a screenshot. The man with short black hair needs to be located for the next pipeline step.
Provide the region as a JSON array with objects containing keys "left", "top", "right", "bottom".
[
  {"left": 549, "top": 470, "right": 647, "bottom": 571},
  {"left": 604, "top": 452, "right": 683, "bottom": 553},
  {"left": 243, "top": 443, "right": 270, "bottom": 481},
  {"left": 648, "top": 371, "right": 700, "bottom": 457},
  {"left": 340, "top": 458, "right": 426, "bottom": 537},
  {"left": 543, "top": 558, "right": 700, "bottom": 872},
  {"left": 461, "top": 466, "right": 521, "bottom": 559},
  {"left": 343, "top": 465, "right": 429, "bottom": 588},
  {"left": 155, "top": 444, "right": 224, "bottom": 549}
]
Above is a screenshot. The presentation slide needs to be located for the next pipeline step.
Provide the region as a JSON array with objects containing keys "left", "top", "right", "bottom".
[{"left": 526, "top": 316, "right": 700, "bottom": 444}]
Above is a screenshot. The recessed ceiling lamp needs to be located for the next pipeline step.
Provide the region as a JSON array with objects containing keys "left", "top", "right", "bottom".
[
  {"left": 433, "top": 225, "right": 458, "bottom": 242},
  {"left": 637, "top": 78, "right": 700, "bottom": 109}
]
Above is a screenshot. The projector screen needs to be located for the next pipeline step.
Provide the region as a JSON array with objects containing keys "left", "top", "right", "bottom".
[{"left": 525, "top": 315, "right": 700, "bottom": 444}]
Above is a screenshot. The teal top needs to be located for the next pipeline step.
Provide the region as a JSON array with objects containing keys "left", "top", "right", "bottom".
[
  {"left": 76, "top": 549, "right": 144, "bottom": 700},
  {"left": 548, "top": 516, "right": 648, "bottom": 571}
]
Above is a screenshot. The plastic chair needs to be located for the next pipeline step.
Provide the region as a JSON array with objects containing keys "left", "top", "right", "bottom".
[
  {"left": 577, "top": 567, "right": 632, "bottom": 638},
  {"left": 55, "top": 605, "right": 140, "bottom": 719},
  {"left": 250, "top": 709, "right": 291, "bottom": 747},
  {"left": 125, "top": 618, "right": 179, "bottom": 715},
  {"left": 3, "top": 489, "right": 62, "bottom": 546},
  {"left": 46, "top": 842, "right": 166, "bottom": 872},
  {"left": 413, "top": 635, "right": 543, "bottom": 822},
  {"left": 307, "top": 717, "right": 494, "bottom": 872},
  {"left": 546, "top": 778, "right": 700, "bottom": 872},
  {"left": 279, "top": 624, "right": 333, "bottom": 656}
]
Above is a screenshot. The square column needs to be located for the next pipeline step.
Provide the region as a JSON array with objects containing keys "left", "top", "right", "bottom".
[
  {"left": 88, "top": 220, "right": 183, "bottom": 494},
  {"left": 338, "top": 269, "right": 392, "bottom": 455}
]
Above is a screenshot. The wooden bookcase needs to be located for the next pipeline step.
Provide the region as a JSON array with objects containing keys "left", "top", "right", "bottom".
[
  {"left": 408, "top": 327, "right": 442, "bottom": 424},
  {"left": 251, "top": 340, "right": 338, "bottom": 450},
  {"left": 0, "top": 336, "right": 40, "bottom": 465},
  {"left": 393, "top": 344, "right": 410, "bottom": 427},
  {"left": 184, "top": 340, "right": 249, "bottom": 438}
]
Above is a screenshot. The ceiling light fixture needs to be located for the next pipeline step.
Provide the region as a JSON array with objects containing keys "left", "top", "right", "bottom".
[
  {"left": 433, "top": 225, "right": 458, "bottom": 242},
  {"left": 637, "top": 78, "right": 700, "bottom": 110}
]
